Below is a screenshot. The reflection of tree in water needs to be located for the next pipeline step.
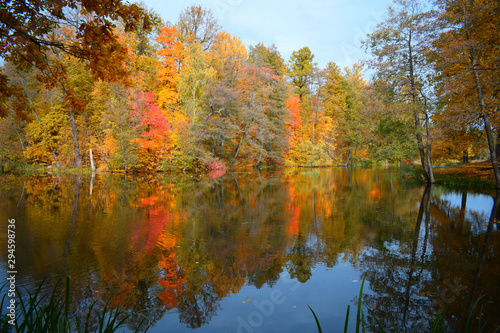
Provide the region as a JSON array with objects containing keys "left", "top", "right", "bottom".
[
  {"left": 357, "top": 185, "right": 434, "bottom": 332},
  {"left": 177, "top": 283, "right": 220, "bottom": 329},
  {"left": 429, "top": 189, "right": 500, "bottom": 331},
  {"left": 4, "top": 170, "right": 500, "bottom": 331},
  {"left": 174, "top": 236, "right": 221, "bottom": 329},
  {"left": 357, "top": 186, "right": 500, "bottom": 332},
  {"left": 286, "top": 233, "right": 314, "bottom": 283}
]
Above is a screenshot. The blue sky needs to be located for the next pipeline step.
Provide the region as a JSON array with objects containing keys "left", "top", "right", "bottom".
[{"left": 141, "top": 0, "right": 393, "bottom": 70}]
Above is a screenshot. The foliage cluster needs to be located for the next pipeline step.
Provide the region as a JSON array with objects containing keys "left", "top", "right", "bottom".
[{"left": 1, "top": 0, "right": 499, "bottom": 183}]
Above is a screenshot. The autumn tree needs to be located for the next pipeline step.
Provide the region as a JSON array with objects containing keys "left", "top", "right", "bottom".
[
  {"left": 176, "top": 5, "right": 221, "bottom": 51},
  {"left": 288, "top": 47, "right": 316, "bottom": 101},
  {"left": 248, "top": 44, "right": 289, "bottom": 165},
  {"left": 1, "top": 63, "right": 65, "bottom": 167},
  {"left": 321, "top": 63, "right": 367, "bottom": 166},
  {"left": 131, "top": 91, "right": 172, "bottom": 171},
  {"left": 96, "top": 83, "right": 139, "bottom": 171},
  {"left": 285, "top": 95, "right": 304, "bottom": 164},
  {"left": 1, "top": 0, "right": 153, "bottom": 168},
  {"left": 364, "top": 0, "right": 436, "bottom": 183},
  {"left": 366, "top": 80, "right": 418, "bottom": 164},
  {"left": 432, "top": 0, "right": 500, "bottom": 187},
  {"left": 156, "top": 25, "right": 185, "bottom": 112}
]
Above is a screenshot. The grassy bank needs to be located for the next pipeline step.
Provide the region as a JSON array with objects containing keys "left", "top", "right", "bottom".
[{"left": 400, "top": 161, "right": 497, "bottom": 190}]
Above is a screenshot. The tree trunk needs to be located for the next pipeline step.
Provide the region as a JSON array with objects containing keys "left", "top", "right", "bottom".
[
  {"left": 480, "top": 113, "right": 500, "bottom": 187},
  {"left": 312, "top": 96, "right": 319, "bottom": 145},
  {"left": 470, "top": 57, "right": 500, "bottom": 187},
  {"left": 231, "top": 124, "right": 248, "bottom": 164},
  {"left": 463, "top": 150, "right": 469, "bottom": 164},
  {"left": 89, "top": 148, "right": 96, "bottom": 172},
  {"left": 14, "top": 129, "right": 26, "bottom": 160},
  {"left": 254, "top": 150, "right": 262, "bottom": 168},
  {"left": 403, "top": 185, "right": 432, "bottom": 325},
  {"left": 495, "top": 131, "right": 500, "bottom": 159},
  {"left": 423, "top": 111, "right": 435, "bottom": 183},
  {"left": 65, "top": 176, "right": 81, "bottom": 255},
  {"left": 90, "top": 172, "right": 95, "bottom": 196},
  {"left": 68, "top": 109, "right": 82, "bottom": 168},
  {"left": 465, "top": 17, "right": 500, "bottom": 187},
  {"left": 344, "top": 149, "right": 352, "bottom": 167},
  {"left": 409, "top": 34, "right": 434, "bottom": 184}
]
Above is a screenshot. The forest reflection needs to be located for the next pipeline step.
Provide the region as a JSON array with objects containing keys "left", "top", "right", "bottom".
[{"left": 0, "top": 169, "right": 498, "bottom": 332}]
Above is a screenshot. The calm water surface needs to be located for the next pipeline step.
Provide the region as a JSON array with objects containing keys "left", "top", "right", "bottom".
[{"left": 0, "top": 168, "right": 499, "bottom": 332}]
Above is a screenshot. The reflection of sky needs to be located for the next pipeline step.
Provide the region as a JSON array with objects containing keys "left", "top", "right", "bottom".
[
  {"left": 436, "top": 191, "right": 495, "bottom": 235},
  {"left": 147, "top": 262, "right": 369, "bottom": 333},
  {"left": 439, "top": 192, "right": 493, "bottom": 217}
]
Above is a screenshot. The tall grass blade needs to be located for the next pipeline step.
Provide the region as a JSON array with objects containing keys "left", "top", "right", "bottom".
[
  {"left": 308, "top": 305, "right": 322, "bottom": 333},
  {"left": 356, "top": 274, "right": 366, "bottom": 333},
  {"left": 465, "top": 295, "right": 484, "bottom": 332},
  {"left": 344, "top": 305, "right": 350, "bottom": 333},
  {"left": 368, "top": 308, "right": 386, "bottom": 333}
]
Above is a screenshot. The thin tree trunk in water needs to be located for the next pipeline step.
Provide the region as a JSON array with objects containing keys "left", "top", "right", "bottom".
[
  {"left": 64, "top": 176, "right": 81, "bottom": 255},
  {"left": 403, "top": 184, "right": 432, "bottom": 328},
  {"left": 17, "top": 181, "right": 26, "bottom": 208},
  {"left": 458, "top": 192, "right": 467, "bottom": 232},
  {"left": 230, "top": 172, "right": 244, "bottom": 206},
  {"left": 90, "top": 172, "right": 95, "bottom": 196},
  {"left": 68, "top": 109, "right": 82, "bottom": 168},
  {"left": 468, "top": 189, "right": 500, "bottom": 312}
]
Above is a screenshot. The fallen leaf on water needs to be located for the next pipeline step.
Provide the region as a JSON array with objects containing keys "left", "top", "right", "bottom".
[{"left": 246, "top": 298, "right": 252, "bottom": 301}]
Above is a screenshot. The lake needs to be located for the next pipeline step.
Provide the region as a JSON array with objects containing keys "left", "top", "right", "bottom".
[{"left": 0, "top": 168, "right": 499, "bottom": 332}]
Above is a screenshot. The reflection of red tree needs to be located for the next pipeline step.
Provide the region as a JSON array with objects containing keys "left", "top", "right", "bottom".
[
  {"left": 208, "top": 168, "right": 226, "bottom": 179},
  {"left": 287, "top": 207, "right": 300, "bottom": 236},
  {"left": 286, "top": 186, "right": 301, "bottom": 238},
  {"left": 369, "top": 185, "right": 382, "bottom": 201},
  {"left": 157, "top": 251, "right": 185, "bottom": 310},
  {"left": 131, "top": 195, "right": 171, "bottom": 254}
]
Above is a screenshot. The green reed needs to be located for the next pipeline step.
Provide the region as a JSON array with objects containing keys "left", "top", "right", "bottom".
[{"left": 0, "top": 278, "right": 151, "bottom": 333}]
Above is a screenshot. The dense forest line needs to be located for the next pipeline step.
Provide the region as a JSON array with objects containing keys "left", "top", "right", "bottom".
[{"left": 1, "top": 0, "right": 499, "bottom": 185}]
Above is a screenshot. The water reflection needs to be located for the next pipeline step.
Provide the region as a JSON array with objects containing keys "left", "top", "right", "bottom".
[{"left": 0, "top": 169, "right": 498, "bottom": 332}]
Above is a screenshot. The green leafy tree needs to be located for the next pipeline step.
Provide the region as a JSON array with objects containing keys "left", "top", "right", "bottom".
[
  {"left": 364, "top": 0, "right": 435, "bottom": 182},
  {"left": 288, "top": 47, "right": 316, "bottom": 101}
]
